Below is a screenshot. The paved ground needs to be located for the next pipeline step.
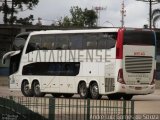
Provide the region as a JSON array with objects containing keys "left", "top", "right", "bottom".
[
  {"left": 1, "top": 77, "right": 160, "bottom": 115},
  {"left": 0, "top": 86, "right": 160, "bottom": 114}
]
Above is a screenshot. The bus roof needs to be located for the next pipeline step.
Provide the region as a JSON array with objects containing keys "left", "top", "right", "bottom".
[
  {"left": 29, "top": 28, "right": 119, "bottom": 36},
  {"left": 16, "top": 32, "right": 31, "bottom": 38}
]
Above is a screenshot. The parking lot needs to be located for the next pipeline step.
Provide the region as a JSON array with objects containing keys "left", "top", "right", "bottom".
[{"left": 0, "top": 86, "right": 160, "bottom": 114}]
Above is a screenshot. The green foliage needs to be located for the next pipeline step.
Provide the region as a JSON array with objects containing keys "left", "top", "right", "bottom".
[
  {"left": 60, "top": 6, "right": 97, "bottom": 27},
  {"left": 14, "top": 0, "right": 39, "bottom": 10},
  {"left": 70, "top": 6, "right": 85, "bottom": 27},
  {"left": 1, "top": 0, "right": 39, "bottom": 24},
  {"left": 84, "top": 8, "right": 97, "bottom": 27},
  {"left": 62, "top": 16, "right": 72, "bottom": 27},
  {"left": 16, "top": 15, "right": 34, "bottom": 25}
]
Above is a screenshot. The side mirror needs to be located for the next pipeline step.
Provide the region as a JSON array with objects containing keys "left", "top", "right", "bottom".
[{"left": 2, "top": 51, "right": 20, "bottom": 64}]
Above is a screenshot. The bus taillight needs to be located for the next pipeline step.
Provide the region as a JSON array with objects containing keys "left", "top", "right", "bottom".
[
  {"left": 116, "top": 48, "right": 123, "bottom": 59},
  {"left": 117, "top": 69, "right": 126, "bottom": 84},
  {"left": 150, "top": 70, "right": 156, "bottom": 85},
  {"left": 116, "top": 28, "right": 124, "bottom": 59}
]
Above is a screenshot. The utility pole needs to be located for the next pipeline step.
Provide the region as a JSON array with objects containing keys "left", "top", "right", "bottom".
[
  {"left": 120, "top": 0, "right": 126, "bottom": 27},
  {"left": 149, "top": 0, "right": 152, "bottom": 29},
  {"left": 93, "top": 6, "right": 106, "bottom": 26},
  {"left": 11, "top": 0, "right": 14, "bottom": 25},
  {"left": 137, "top": 0, "right": 159, "bottom": 29}
]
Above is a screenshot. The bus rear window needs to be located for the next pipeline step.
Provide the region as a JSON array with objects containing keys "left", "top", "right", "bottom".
[{"left": 124, "top": 31, "right": 155, "bottom": 45}]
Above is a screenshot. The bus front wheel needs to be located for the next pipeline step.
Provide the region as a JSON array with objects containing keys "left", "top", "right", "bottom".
[
  {"left": 21, "top": 80, "right": 33, "bottom": 97},
  {"left": 32, "top": 81, "right": 45, "bottom": 97}
]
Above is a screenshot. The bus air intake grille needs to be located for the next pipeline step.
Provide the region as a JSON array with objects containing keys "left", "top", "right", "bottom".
[
  {"left": 105, "top": 78, "right": 114, "bottom": 92},
  {"left": 125, "top": 56, "right": 152, "bottom": 73}
]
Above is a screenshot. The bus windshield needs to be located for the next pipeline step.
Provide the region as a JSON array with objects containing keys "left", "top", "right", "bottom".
[
  {"left": 12, "top": 33, "right": 29, "bottom": 51},
  {"left": 10, "top": 32, "right": 30, "bottom": 75},
  {"left": 124, "top": 30, "right": 155, "bottom": 45}
]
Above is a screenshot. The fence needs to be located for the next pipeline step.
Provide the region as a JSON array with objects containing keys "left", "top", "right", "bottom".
[{"left": 0, "top": 96, "right": 134, "bottom": 120}]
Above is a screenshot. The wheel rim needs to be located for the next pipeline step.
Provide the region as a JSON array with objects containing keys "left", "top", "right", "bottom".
[
  {"left": 24, "top": 82, "right": 30, "bottom": 94},
  {"left": 34, "top": 83, "right": 40, "bottom": 95},
  {"left": 91, "top": 85, "right": 98, "bottom": 97},
  {"left": 80, "top": 85, "right": 87, "bottom": 97}
]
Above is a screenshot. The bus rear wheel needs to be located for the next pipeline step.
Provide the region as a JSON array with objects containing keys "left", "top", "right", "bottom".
[
  {"left": 32, "top": 81, "right": 45, "bottom": 97},
  {"left": 122, "top": 94, "right": 133, "bottom": 100},
  {"left": 78, "top": 82, "right": 89, "bottom": 99},
  {"left": 21, "top": 80, "right": 33, "bottom": 97},
  {"left": 90, "top": 82, "right": 102, "bottom": 99}
]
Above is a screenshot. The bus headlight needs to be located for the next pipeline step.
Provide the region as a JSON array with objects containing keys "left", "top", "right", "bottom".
[{"left": 10, "top": 75, "right": 15, "bottom": 84}]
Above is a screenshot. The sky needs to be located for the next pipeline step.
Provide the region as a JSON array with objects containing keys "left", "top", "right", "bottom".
[{"left": 0, "top": 0, "right": 160, "bottom": 28}]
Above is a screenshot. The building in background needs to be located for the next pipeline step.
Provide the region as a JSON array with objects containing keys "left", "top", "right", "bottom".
[{"left": 0, "top": 24, "right": 56, "bottom": 76}]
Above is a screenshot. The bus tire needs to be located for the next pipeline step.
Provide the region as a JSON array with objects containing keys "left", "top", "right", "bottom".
[
  {"left": 90, "top": 82, "right": 102, "bottom": 99},
  {"left": 21, "top": 80, "right": 33, "bottom": 97},
  {"left": 122, "top": 94, "right": 133, "bottom": 100},
  {"left": 52, "top": 93, "right": 62, "bottom": 98},
  {"left": 32, "top": 81, "right": 45, "bottom": 97},
  {"left": 107, "top": 94, "right": 121, "bottom": 100},
  {"left": 63, "top": 93, "right": 74, "bottom": 98},
  {"left": 78, "top": 82, "right": 89, "bottom": 99}
]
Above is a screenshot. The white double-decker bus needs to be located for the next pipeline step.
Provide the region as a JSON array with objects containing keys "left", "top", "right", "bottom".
[{"left": 2, "top": 28, "right": 156, "bottom": 100}]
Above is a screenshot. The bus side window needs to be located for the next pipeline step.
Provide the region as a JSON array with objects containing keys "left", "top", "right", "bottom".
[
  {"left": 84, "top": 34, "right": 98, "bottom": 49},
  {"left": 69, "top": 34, "right": 83, "bottom": 49},
  {"left": 48, "top": 63, "right": 61, "bottom": 75},
  {"left": 86, "top": 40, "right": 97, "bottom": 49},
  {"left": 106, "top": 33, "right": 117, "bottom": 49},
  {"left": 41, "top": 35, "right": 56, "bottom": 50},
  {"left": 55, "top": 35, "right": 69, "bottom": 49},
  {"left": 26, "top": 35, "right": 41, "bottom": 53},
  {"left": 62, "top": 63, "right": 80, "bottom": 76},
  {"left": 97, "top": 39, "right": 106, "bottom": 49}
]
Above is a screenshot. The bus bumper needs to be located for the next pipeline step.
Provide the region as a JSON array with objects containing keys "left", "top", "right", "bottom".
[
  {"left": 116, "top": 83, "right": 155, "bottom": 95},
  {"left": 9, "top": 75, "right": 21, "bottom": 91}
]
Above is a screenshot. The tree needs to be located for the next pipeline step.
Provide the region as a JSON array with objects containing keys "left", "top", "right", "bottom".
[
  {"left": 16, "top": 14, "right": 34, "bottom": 25},
  {"left": 0, "top": 0, "right": 39, "bottom": 24},
  {"left": 60, "top": 6, "right": 97, "bottom": 27},
  {"left": 84, "top": 8, "right": 97, "bottom": 27},
  {"left": 152, "top": 9, "right": 160, "bottom": 28},
  {"left": 62, "top": 16, "right": 71, "bottom": 27},
  {"left": 70, "top": 6, "right": 85, "bottom": 27}
]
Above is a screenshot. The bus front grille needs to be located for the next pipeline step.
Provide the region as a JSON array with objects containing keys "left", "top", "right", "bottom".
[
  {"left": 125, "top": 56, "right": 153, "bottom": 73},
  {"left": 105, "top": 78, "right": 114, "bottom": 92}
]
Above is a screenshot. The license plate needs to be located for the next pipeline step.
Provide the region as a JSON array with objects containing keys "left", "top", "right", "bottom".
[{"left": 135, "top": 87, "right": 142, "bottom": 90}]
